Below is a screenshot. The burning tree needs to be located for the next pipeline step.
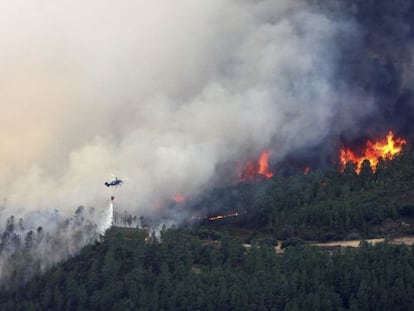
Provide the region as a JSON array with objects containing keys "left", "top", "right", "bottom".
[
  {"left": 238, "top": 151, "right": 274, "bottom": 182},
  {"left": 340, "top": 131, "right": 407, "bottom": 174}
]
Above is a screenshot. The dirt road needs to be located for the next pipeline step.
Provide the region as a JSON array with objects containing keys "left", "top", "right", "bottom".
[{"left": 312, "top": 236, "right": 414, "bottom": 249}]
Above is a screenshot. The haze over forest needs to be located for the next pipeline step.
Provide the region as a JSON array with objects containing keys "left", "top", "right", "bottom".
[
  {"left": 2, "top": 0, "right": 413, "bottom": 220},
  {"left": 1, "top": 0, "right": 414, "bottom": 299}
]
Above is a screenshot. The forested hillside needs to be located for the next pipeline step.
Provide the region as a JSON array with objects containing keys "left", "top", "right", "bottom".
[
  {"left": 1, "top": 227, "right": 414, "bottom": 311},
  {"left": 2, "top": 0, "right": 414, "bottom": 310},
  {"left": 2, "top": 147, "right": 414, "bottom": 311},
  {"left": 194, "top": 148, "right": 414, "bottom": 241}
]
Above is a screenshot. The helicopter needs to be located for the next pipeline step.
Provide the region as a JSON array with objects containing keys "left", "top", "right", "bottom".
[{"left": 105, "top": 175, "right": 127, "bottom": 187}]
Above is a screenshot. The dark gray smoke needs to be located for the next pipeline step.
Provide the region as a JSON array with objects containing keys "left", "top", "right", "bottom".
[{"left": 322, "top": 1, "right": 414, "bottom": 141}]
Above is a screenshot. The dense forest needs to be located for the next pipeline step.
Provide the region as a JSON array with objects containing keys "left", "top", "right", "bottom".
[
  {"left": 192, "top": 147, "right": 414, "bottom": 241},
  {"left": 1, "top": 227, "right": 414, "bottom": 311},
  {"left": 0, "top": 150, "right": 414, "bottom": 310},
  {"left": 2, "top": 148, "right": 414, "bottom": 310}
]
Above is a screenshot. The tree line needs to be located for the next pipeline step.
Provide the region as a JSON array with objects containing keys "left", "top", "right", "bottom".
[
  {"left": 1, "top": 227, "right": 414, "bottom": 311},
  {"left": 195, "top": 148, "right": 414, "bottom": 241}
]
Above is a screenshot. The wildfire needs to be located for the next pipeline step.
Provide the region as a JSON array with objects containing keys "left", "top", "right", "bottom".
[
  {"left": 238, "top": 151, "right": 274, "bottom": 182},
  {"left": 304, "top": 166, "right": 311, "bottom": 175},
  {"left": 190, "top": 211, "right": 240, "bottom": 222},
  {"left": 173, "top": 194, "right": 186, "bottom": 203},
  {"left": 340, "top": 130, "right": 407, "bottom": 174},
  {"left": 208, "top": 212, "right": 239, "bottom": 221},
  {"left": 258, "top": 151, "right": 273, "bottom": 178}
]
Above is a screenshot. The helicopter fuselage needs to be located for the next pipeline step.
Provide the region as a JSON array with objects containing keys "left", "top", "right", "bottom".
[{"left": 105, "top": 178, "right": 123, "bottom": 187}]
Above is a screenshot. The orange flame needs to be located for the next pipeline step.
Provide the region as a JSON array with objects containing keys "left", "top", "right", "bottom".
[
  {"left": 173, "top": 194, "right": 186, "bottom": 203},
  {"left": 209, "top": 212, "right": 239, "bottom": 221},
  {"left": 258, "top": 151, "right": 273, "bottom": 179},
  {"left": 340, "top": 130, "right": 406, "bottom": 174},
  {"left": 238, "top": 151, "right": 273, "bottom": 182},
  {"left": 191, "top": 211, "right": 244, "bottom": 222}
]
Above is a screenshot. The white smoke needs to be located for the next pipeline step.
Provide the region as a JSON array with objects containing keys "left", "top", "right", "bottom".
[{"left": 0, "top": 1, "right": 372, "bottom": 245}]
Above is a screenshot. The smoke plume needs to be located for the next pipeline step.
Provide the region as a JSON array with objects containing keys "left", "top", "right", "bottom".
[{"left": 0, "top": 0, "right": 413, "bottom": 282}]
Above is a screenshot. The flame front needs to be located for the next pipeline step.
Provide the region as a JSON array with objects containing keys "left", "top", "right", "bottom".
[
  {"left": 209, "top": 212, "right": 239, "bottom": 221},
  {"left": 340, "top": 130, "right": 407, "bottom": 174},
  {"left": 258, "top": 151, "right": 273, "bottom": 179},
  {"left": 238, "top": 151, "right": 273, "bottom": 182},
  {"left": 190, "top": 211, "right": 240, "bottom": 222}
]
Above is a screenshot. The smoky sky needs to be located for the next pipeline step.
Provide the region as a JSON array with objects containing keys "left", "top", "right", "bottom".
[{"left": 0, "top": 0, "right": 412, "bottom": 224}]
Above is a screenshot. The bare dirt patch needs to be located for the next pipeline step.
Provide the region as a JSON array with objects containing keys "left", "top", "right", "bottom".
[{"left": 312, "top": 236, "right": 414, "bottom": 250}]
